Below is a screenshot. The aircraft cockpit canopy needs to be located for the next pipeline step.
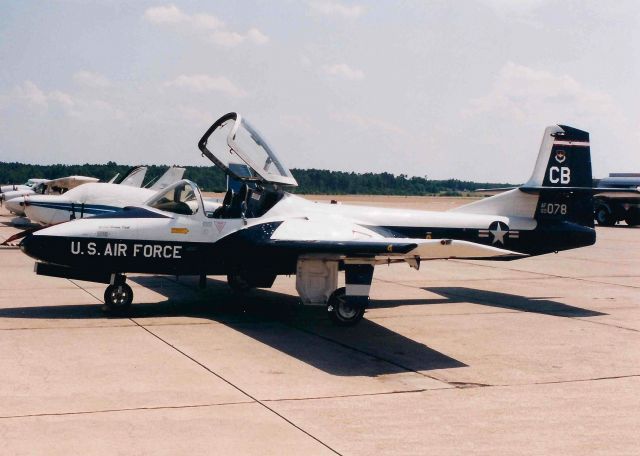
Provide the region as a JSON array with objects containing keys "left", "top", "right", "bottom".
[
  {"left": 198, "top": 112, "right": 298, "bottom": 188},
  {"left": 146, "top": 180, "right": 202, "bottom": 215}
]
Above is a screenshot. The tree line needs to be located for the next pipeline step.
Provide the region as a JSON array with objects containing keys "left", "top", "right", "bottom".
[{"left": 0, "top": 161, "right": 513, "bottom": 195}]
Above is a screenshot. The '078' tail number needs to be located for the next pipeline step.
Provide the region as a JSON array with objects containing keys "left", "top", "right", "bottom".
[{"left": 539, "top": 202, "right": 567, "bottom": 215}]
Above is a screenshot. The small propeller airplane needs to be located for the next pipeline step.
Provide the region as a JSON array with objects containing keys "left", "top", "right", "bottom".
[
  {"left": 10, "top": 166, "right": 185, "bottom": 225},
  {"left": 1, "top": 178, "right": 49, "bottom": 195},
  {"left": 2, "top": 175, "right": 99, "bottom": 216},
  {"left": 17, "top": 112, "right": 603, "bottom": 325},
  {"left": 1, "top": 167, "right": 148, "bottom": 213}
]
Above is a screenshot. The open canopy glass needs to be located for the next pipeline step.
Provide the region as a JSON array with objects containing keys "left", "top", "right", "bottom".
[{"left": 198, "top": 112, "right": 298, "bottom": 187}]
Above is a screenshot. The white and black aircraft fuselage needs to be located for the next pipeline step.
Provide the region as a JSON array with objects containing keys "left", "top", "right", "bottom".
[
  {"left": 15, "top": 166, "right": 186, "bottom": 225},
  {"left": 19, "top": 113, "right": 600, "bottom": 325}
]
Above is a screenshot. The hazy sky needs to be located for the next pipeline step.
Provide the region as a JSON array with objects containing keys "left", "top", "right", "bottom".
[{"left": 1, "top": 0, "right": 639, "bottom": 182}]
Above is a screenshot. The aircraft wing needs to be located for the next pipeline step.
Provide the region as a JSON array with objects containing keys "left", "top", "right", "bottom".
[
  {"left": 252, "top": 218, "right": 524, "bottom": 262},
  {"left": 266, "top": 237, "right": 522, "bottom": 261},
  {"left": 47, "top": 175, "right": 99, "bottom": 190}
]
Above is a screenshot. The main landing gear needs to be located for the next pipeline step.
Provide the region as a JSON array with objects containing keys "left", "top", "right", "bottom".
[
  {"left": 296, "top": 258, "right": 373, "bottom": 326},
  {"left": 327, "top": 287, "right": 367, "bottom": 326},
  {"left": 103, "top": 274, "right": 133, "bottom": 313}
]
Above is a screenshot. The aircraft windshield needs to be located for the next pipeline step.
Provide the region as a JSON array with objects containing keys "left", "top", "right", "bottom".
[
  {"left": 198, "top": 112, "right": 298, "bottom": 187},
  {"left": 147, "top": 181, "right": 200, "bottom": 215}
]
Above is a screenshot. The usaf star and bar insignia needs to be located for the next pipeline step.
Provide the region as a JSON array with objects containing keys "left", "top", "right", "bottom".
[{"left": 478, "top": 221, "right": 519, "bottom": 246}]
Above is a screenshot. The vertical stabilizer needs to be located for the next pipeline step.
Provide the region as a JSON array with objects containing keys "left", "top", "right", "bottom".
[
  {"left": 453, "top": 125, "right": 594, "bottom": 227},
  {"left": 150, "top": 167, "right": 186, "bottom": 191},
  {"left": 119, "top": 166, "right": 148, "bottom": 187}
]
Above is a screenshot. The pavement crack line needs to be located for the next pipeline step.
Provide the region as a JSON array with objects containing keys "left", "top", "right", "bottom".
[
  {"left": 69, "top": 277, "right": 343, "bottom": 455},
  {"left": 449, "top": 260, "right": 640, "bottom": 289},
  {"left": 574, "top": 318, "right": 640, "bottom": 334},
  {"left": 68, "top": 275, "right": 639, "bottom": 410},
  {"left": 423, "top": 286, "right": 640, "bottom": 335},
  {"left": 69, "top": 279, "right": 104, "bottom": 303},
  {"left": 288, "top": 324, "right": 453, "bottom": 387},
  {"left": 262, "top": 388, "right": 448, "bottom": 403},
  {"left": 523, "top": 373, "right": 640, "bottom": 387},
  {"left": 0, "top": 401, "right": 254, "bottom": 420},
  {"left": 0, "top": 324, "right": 135, "bottom": 332},
  {"left": 132, "top": 320, "right": 343, "bottom": 456}
]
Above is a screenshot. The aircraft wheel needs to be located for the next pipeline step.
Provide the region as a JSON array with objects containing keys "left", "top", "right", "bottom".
[
  {"left": 625, "top": 208, "right": 640, "bottom": 226},
  {"left": 103, "top": 283, "right": 133, "bottom": 312},
  {"left": 227, "top": 273, "right": 253, "bottom": 293},
  {"left": 595, "top": 206, "right": 616, "bottom": 226},
  {"left": 327, "top": 287, "right": 366, "bottom": 326}
]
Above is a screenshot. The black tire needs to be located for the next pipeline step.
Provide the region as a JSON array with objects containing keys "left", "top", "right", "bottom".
[
  {"left": 103, "top": 283, "right": 133, "bottom": 313},
  {"left": 625, "top": 208, "right": 640, "bottom": 227},
  {"left": 227, "top": 273, "right": 252, "bottom": 293},
  {"left": 595, "top": 206, "right": 616, "bottom": 226},
  {"left": 327, "top": 287, "right": 366, "bottom": 326}
]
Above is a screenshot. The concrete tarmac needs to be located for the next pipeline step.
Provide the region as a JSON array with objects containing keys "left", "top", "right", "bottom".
[{"left": 0, "top": 200, "right": 638, "bottom": 455}]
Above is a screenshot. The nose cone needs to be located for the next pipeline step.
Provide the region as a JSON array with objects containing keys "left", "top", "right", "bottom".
[
  {"left": 5, "top": 197, "right": 26, "bottom": 216},
  {"left": 19, "top": 232, "right": 41, "bottom": 260},
  {"left": 20, "top": 231, "right": 58, "bottom": 263}
]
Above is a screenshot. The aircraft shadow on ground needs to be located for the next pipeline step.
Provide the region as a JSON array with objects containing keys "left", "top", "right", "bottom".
[
  {"left": 422, "top": 287, "right": 607, "bottom": 318},
  {"left": 0, "top": 275, "right": 466, "bottom": 377}
]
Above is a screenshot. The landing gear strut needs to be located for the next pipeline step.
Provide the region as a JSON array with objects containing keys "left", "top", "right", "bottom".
[
  {"left": 227, "top": 273, "right": 253, "bottom": 293},
  {"left": 103, "top": 274, "right": 133, "bottom": 313}
]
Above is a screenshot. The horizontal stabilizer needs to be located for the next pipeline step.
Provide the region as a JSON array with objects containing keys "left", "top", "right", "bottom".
[
  {"left": 519, "top": 186, "right": 640, "bottom": 194},
  {"left": 474, "top": 187, "right": 518, "bottom": 195}
]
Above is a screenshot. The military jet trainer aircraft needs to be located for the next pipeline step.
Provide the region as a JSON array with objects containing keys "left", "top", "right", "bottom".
[{"left": 19, "top": 113, "right": 599, "bottom": 326}]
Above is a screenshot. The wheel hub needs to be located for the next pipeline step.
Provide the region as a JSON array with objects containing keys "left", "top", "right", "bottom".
[
  {"left": 336, "top": 297, "right": 358, "bottom": 319},
  {"left": 110, "top": 286, "right": 129, "bottom": 306}
]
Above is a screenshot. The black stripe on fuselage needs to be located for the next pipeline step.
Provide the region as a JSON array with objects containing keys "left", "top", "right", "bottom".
[{"left": 369, "top": 223, "right": 595, "bottom": 256}]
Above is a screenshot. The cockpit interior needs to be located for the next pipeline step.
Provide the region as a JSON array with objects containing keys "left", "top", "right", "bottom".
[{"left": 197, "top": 112, "right": 297, "bottom": 220}]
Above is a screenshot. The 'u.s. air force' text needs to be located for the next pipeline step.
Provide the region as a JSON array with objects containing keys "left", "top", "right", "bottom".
[{"left": 70, "top": 241, "right": 182, "bottom": 258}]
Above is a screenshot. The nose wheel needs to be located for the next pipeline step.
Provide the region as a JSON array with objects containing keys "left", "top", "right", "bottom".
[{"left": 103, "top": 282, "right": 133, "bottom": 313}]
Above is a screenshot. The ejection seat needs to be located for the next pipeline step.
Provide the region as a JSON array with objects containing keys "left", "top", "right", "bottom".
[{"left": 213, "top": 184, "right": 250, "bottom": 219}]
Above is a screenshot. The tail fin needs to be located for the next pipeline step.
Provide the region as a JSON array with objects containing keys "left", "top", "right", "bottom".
[
  {"left": 524, "top": 125, "right": 592, "bottom": 189},
  {"left": 150, "top": 167, "right": 186, "bottom": 191},
  {"left": 119, "top": 166, "right": 148, "bottom": 187},
  {"left": 523, "top": 125, "right": 594, "bottom": 227},
  {"left": 454, "top": 124, "right": 594, "bottom": 227}
]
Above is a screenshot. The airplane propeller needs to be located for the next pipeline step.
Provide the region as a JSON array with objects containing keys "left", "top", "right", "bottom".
[{"left": 1, "top": 222, "right": 54, "bottom": 246}]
